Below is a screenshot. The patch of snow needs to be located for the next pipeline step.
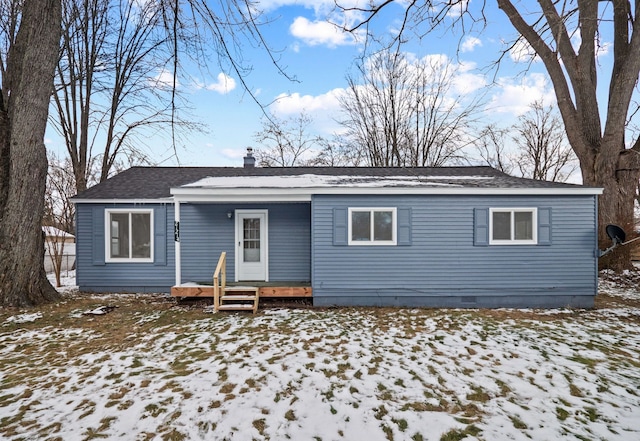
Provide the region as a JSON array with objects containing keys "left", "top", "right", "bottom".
[
  {"left": 4, "top": 313, "right": 43, "bottom": 324},
  {"left": 183, "top": 174, "right": 494, "bottom": 189},
  {"left": 47, "top": 270, "right": 78, "bottom": 294},
  {"left": 2, "top": 271, "right": 639, "bottom": 440}
]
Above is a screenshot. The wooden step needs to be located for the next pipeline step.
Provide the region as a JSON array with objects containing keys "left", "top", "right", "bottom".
[
  {"left": 221, "top": 295, "right": 257, "bottom": 301},
  {"left": 216, "top": 285, "right": 259, "bottom": 313},
  {"left": 217, "top": 304, "right": 256, "bottom": 311},
  {"left": 225, "top": 286, "right": 259, "bottom": 293}
]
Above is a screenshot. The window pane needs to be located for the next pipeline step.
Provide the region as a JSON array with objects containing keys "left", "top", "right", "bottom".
[
  {"left": 351, "top": 211, "right": 371, "bottom": 241},
  {"left": 492, "top": 212, "right": 511, "bottom": 241},
  {"left": 243, "top": 218, "right": 260, "bottom": 262},
  {"left": 373, "top": 211, "right": 393, "bottom": 241},
  {"left": 131, "top": 213, "right": 151, "bottom": 258},
  {"left": 514, "top": 211, "right": 533, "bottom": 240},
  {"left": 110, "top": 213, "right": 129, "bottom": 258}
]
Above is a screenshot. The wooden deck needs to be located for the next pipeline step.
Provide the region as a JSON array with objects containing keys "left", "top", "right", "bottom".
[{"left": 171, "top": 283, "right": 312, "bottom": 298}]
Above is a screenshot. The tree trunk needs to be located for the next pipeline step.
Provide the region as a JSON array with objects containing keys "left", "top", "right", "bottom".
[
  {"left": 0, "top": 0, "right": 62, "bottom": 307},
  {"left": 581, "top": 146, "right": 640, "bottom": 271}
]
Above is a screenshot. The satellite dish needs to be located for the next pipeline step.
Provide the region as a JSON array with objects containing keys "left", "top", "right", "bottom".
[{"left": 606, "top": 224, "right": 626, "bottom": 244}]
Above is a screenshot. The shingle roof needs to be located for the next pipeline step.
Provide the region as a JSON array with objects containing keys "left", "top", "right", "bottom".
[{"left": 72, "top": 166, "right": 595, "bottom": 201}]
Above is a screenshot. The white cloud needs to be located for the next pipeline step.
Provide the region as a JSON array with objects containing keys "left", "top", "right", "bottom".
[
  {"left": 221, "top": 148, "right": 247, "bottom": 159},
  {"left": 270, "top": 88, "right": 347, "bottom": 135},
  {"left": 257, "top": 0, "right": 363, "bottom": 16},
  {"left": 150, "top": 69, "right": 178, "bottom": 90},
  {"left": 453, "top": 72, "right": 487, "bottom": 95},
  {"left": 290, "top": 17, "right": 357, "bottom": 47},
  {"left": 206, "top": 73, "right": 236, "bottom": 94},
  {"left": 272, "top": 88, "right": 345, "bottom": 115},
  {"left": 451, "top": 60, "right": 487, "bottom": 94},
  {"left": 488, "top": 73, "right": 555, "bottom": 116},
  {"left": 446, "top": 0, "right": 470, "bottom": 18},
  {"left": 461, "top": 36, "right": 482, "bottom": 53}
]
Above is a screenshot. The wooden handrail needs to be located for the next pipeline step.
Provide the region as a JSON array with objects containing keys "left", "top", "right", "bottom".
[{"left": 213, "top": 251, "right": 227, "bottom": 311}]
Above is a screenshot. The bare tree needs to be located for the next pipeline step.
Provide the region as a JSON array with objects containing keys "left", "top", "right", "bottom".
[
  {"left": 43, "top": 153, "right": 77, "bottom": 288},
  {"left": 340, "top": 50, "right": 408, "bottom": 166},
  {"left": 44, "top": 153, "right": 76, "bottom": 234},
  {"left": 514, "top": 101, "right": 577, "bottom": 182},
  {"left": 254, "top": 112, "right": 323, "bottom": 166},
  {"left": 311, "top": 136, "right": 366, "bottom": 166},
  {"left": 477, "top": 102, "right": 577, "bottom": 182},
  {"left": 336, "top": 0, "right": 640, "bottom": 270},
  {"left": 0, "top": 0, "right": 61, "bottom": 306},
  {"left": 52, "top": 0, "right": 192, "bottom": 193},
  {"left": 339, "top": 49, "right": 482, "bottom": 167},
  {"left": 53, "top": 0, "right": 295, "bottom": 193},
  {"left": 476, "top": 124, "right": 515, "bottom": 175}
]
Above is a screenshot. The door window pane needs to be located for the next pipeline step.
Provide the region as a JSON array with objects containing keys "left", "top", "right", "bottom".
[
  {"left": 243, "top": 218, "right": 261, "bottom": 262},
  {"left": 351, "top": 211, "right": 371, "bottom": 241}
]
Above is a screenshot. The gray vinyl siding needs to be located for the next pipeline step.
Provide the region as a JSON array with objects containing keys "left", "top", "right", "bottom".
[
  {"left": 311, "top": 194, "right": 597, "bottom": 308},
  {"left": 76, "top": 203, "right": 175, "bottom": 293},
  {"left": 180, "top": 203, "right": 311, "bottom": 283}
]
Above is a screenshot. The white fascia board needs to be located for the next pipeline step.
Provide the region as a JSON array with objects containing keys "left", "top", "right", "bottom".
[
  {"left": 71, "top": 198, "right": 174, "bottom": 204},
  {"left": 74, "top": 186, "right": 603, "bottom": 205},
  {"left": 171, "top": 186, "right": 603, "bottom": 201},
  {"left": 306, "top": 187, "right": 604, "bottom": 196},
  {"left": 172, "top": 192, "right": 312, "bottom": 203}
]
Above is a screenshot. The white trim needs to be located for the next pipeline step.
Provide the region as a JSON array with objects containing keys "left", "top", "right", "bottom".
[
  {"left": 171, "top": 186, "right": 602, "bottom": 202},
  {"left": 72, "top": 186, "right": 602, "bottom": 206},
  {"left": 489, "top": 208, "right": 538, "bottom": 245},
  {"left": 234, "top": 209, "right": 269, "bottom": 282},
  {"left": 105, "top": 208, "right": 154, "bottom": 262},
  {"left": 348, "top": 207, "right": 397, "bottom": 246},
  {"left": 175, "top": 200, "right": 181, "bottom": 286},
  {"left": 173, "top": 193, "right": 311, "bottom": 203}
]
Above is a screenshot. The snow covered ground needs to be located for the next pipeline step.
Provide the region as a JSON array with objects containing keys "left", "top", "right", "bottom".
[{"left": 0, "top": 273, "right": 638, "bottom": 440}]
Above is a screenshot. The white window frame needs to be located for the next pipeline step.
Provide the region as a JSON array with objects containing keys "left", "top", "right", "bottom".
[
  {"left": 348, "top": 207, "right": 397, "bottom": 246},
  {"left": 489, "top": 208, "right": 537, "bottom": 245},
  {"left": 105, "top": 209, "right": 154, "bottom": 262}
]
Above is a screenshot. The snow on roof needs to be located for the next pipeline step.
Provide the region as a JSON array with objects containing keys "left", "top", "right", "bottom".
[
  {"left": 42, "top": 226, "right": 74, "bottom": 238},
  {"left": 182, "top": 174, "right": 495, "bottom": 189}
]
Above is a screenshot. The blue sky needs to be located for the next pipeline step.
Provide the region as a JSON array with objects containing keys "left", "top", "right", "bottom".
[{"left": 46, "top": 0, "right": 616, "bottom": 168}]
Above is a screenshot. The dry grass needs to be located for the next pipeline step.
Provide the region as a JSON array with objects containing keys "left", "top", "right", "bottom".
[{"left": 0, "top": 280, "right": 638, "bottom": 440}]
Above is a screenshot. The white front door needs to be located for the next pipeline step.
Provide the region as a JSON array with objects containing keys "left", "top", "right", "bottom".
[{"left": 235, "top": 210, "right": 268, "bottom": 281}]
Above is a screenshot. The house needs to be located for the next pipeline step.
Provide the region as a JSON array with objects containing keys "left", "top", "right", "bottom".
[{"left": 72, "top": 151, "right": 603, "bottom": 308}]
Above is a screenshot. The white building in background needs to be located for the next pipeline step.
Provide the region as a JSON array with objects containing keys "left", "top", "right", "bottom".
[{"left": 43, "top": 226, "right": 76, "bottom": 272}]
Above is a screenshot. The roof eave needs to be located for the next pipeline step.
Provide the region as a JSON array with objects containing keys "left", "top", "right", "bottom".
[
  {"left": 170, "top": 186, "right": 603, "bottom": 202},
  {"left": 71, "top": 186, "right": 603, "bottom": 204},
  {"left": 71, "top": 197, "right": 174, "bottom": 204}
]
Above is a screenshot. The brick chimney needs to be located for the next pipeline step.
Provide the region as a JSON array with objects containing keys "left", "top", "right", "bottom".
[{"left": 243, "top": 147, "right": 255, "bottom": 168}]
